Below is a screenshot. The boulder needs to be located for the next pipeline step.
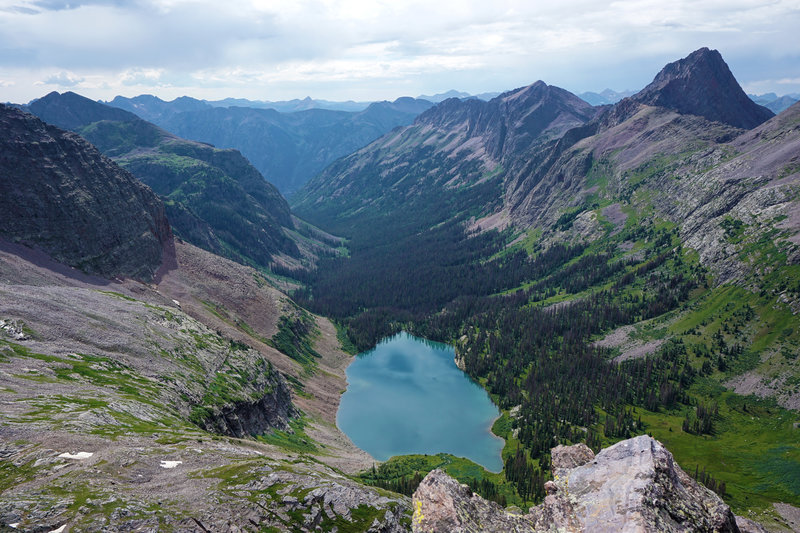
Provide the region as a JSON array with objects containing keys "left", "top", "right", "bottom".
[{"left": 413, "top": 435, "right": 747, "bottom": 532}]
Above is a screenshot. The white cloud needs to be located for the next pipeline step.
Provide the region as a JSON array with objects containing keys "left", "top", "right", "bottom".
[
  {"left": 0, "top": 0, "right": 799, "bottom": 102},
  {"left": 41, "top": 70, "right": 84, "bottom": 86},
  {"left": 119, "top": 67, "right": 165, "bottom": 86}
]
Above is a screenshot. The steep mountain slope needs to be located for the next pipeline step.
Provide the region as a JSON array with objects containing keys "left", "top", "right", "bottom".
[
  {"left": 505, "top": 54, "right": 796, "bottom": 287},
  {"left": 27, "top": 91, "right": 316, "bottom": 271},
  {"left": 292, "top": 80, "right": 598, "bottom": 239},
  {"left": 0, "top": 104, "right": 171, "bottom": 281},
  {"left": 0, "top": 237, "right": 409, "bottom": 532},
  {"left": 108, "top": 94, "right": 434, "bottom": 194}
]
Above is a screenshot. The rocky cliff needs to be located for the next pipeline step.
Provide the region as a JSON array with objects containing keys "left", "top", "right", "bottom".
[
  {"left": 0, "top": 104, "right": 171, "bottom": 281},
  {"left": 412, "top": 435, "right": 747, "bottom": 532}
]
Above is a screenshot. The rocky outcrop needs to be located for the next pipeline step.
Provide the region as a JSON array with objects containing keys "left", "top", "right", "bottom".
[
  {"left": 193, "top": 366, "right": 298, "bottom": 438},
  {"left": 0, "top": 104, "right": 171, "bottom": 281},
  {"left": 412, "top": 435, "right": 745, "bottom": 532},
  {"left": 412, "top": 468, "right": 538, "bottom": 532}
]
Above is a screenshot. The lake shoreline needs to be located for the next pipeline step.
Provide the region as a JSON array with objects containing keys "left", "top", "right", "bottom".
[{"left": 337, "top": 331, "right": 505, "bottom": 472}]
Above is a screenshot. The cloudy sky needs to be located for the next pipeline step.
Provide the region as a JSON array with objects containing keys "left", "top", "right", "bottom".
[{"left": 1, "top": 0, "right": 799, "bottom": 104}]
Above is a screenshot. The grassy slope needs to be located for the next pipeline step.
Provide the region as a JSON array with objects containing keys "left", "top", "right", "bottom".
[{"left": 525, "top": 160, "right": 800, "bottom": 520}]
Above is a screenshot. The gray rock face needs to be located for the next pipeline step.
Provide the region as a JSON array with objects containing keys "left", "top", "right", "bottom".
[
  {"left": 194, "top": 366, "right": 298, "bottom": 438},
  {"left": 545, "top": 435, "right": 739, "bottom": 532},
  {"left": 631, "top": 47, "right": 774, "bottom": 130},
  {"left": 0, "top": 104, "right": 171, "bottom": 281},
  {"left": 413, "top": 436, "right": 744, "bottom": 532},
  {"left": 550, "top": 442, "right": 594, "bottom": 476},
  {"left": 411, "top": 467, "right": 536, "bottom": 533}
]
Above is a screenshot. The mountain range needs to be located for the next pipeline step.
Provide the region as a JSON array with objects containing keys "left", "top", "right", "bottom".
[
  {"left": 294, "top": 47, "right": 778, "bottom": 246},
  {"left": 2, "top": 46, "right": 800, "bottom": 531},
  {"left": 577, "top": 88, "right": 637, "bottom": 105},
  {"left": 749, "top": 92, "right": 800, "bottom": 114},
  {"left": 107, "top": 94, "right": 434, "bottom": 195}
]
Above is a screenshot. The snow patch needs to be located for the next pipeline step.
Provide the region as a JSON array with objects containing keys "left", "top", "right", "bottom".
[
  {"left": 58, "top": 451, "right": 93, "bottom": 460},
  {"left": 160, "top": 460, "right": 182, "bottom": 469}
]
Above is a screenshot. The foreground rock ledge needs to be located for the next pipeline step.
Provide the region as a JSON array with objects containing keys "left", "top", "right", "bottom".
[{"left": 412, "top": 435, "right": 755, "bottom": 533}]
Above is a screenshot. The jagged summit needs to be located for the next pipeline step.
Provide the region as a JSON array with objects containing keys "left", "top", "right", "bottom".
[
  {"left": 412, "top": 80, "right": 597, "bottom": 160},
  {"left": 631, "top": 47, "right": 774, "bottom": 129}
]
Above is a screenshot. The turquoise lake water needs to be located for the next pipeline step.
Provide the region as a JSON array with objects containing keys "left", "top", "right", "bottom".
[{"left": 336, "top": 332, "right": 504, "bottom": 472}]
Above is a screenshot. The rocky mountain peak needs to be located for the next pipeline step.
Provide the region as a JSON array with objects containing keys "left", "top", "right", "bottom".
[
  {"left": 631, "top": 47, "right": 774, "bottom": 129},
  {"left": 411, "top": 81, "right": 597, "bottom": 161},
  {"left": 413, "top": 435, "right": 746, "bottom": 532}
]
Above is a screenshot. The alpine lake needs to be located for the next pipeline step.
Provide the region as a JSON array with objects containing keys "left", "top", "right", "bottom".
[{"left": 337, "top": 332, "right": 505, "bottom": 472}]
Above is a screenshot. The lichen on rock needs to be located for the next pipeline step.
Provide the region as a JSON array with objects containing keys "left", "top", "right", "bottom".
[{"left": 413, "top": 435, "right": 747, "bottom": 532}]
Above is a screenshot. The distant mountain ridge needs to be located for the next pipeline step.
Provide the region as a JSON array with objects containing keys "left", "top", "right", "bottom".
[
  {"left": 293, "top": 46, "right": 790, "bottom": 293},
  {"left": 749, "top": 92, "right": 800, "bottom": 114},
  {"left": 106, "top": 94, "right": 370, "bottom": 114},
  {"left": 416, "top": 89, "right": 501, "bottom": 103},
  {"left": 0, "top": 104, "right": 171, "bottom": 280},
  {"left": 578, "top": 88, "right": 636, "bottom": 106},
  {"left": 106, "top": 94, "right": 433, "bottom": 194},
  {"left": 206, "top": 96, "right": 371, "bottom": 112}
]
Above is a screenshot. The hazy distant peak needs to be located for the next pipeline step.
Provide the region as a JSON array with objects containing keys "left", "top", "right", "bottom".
[
  {"left": 29, "top": 90, "right": 139, "bottom": 130},
  {"left": 578, "top": 89, "right": 637, "bottom": 106},
  {"left": 416, "top": 89, "right": 473, "bottom": 103},
  {"left": 363, "top": 97, "right": 434, "bottom": 115},
  {"left": 748, "top": 92, "right": 800, "bottom": 114}
]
